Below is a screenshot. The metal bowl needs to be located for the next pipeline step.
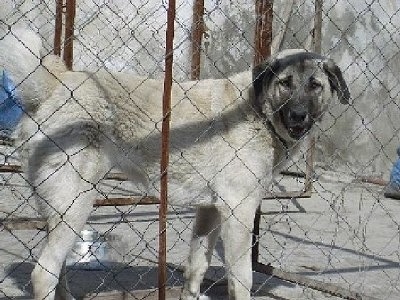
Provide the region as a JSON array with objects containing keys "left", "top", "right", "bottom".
[{"left": 66, "top": 230, "right": 110, "bottom": 270}]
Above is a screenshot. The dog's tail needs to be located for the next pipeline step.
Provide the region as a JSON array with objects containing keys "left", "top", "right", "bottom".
[{"left": 0, "top": 26, "right": 66, "bottom": 113}]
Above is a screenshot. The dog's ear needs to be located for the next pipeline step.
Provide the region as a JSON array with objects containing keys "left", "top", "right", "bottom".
[
  {"left": 252, "top": 59, "right": 279, "bottom": 100},
  {"left": 322, "top": 59, "right": 350, "bottom": 104}
]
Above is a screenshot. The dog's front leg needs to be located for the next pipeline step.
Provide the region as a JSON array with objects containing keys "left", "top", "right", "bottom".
[{"left": 220, "top": 201, "right": 258, "bottom": 300}]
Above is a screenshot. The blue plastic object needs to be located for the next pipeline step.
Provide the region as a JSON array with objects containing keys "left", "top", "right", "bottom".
[
  {"left": 389, "top": 147, "right": 400, "bottom": 188},
  {"left": 0, "top": 70, "right": 24, "bottom": 136}
]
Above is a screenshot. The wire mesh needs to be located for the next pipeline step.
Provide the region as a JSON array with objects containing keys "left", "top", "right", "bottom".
[{"left": 0, "top": 0, "right": 399, "bottom": 299}]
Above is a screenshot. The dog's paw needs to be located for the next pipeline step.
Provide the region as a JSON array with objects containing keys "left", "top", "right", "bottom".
[{"left": 180, "top": 292, "right": 210, "bottom": 300}]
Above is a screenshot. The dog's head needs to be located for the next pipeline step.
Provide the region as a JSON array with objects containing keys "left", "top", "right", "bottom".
[{"left": 252, "top": 49, "right": 350, "bottom": 142}]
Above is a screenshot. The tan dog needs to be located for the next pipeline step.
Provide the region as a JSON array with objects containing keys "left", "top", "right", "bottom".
[{"left": 0, "top": 28, "right": 349, "bottom": 299}]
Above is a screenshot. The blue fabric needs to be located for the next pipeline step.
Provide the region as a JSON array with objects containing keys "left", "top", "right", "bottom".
[
  {"left": 0, "top": 70, "right": 23, "bottom": 136},
  {"left": 389, "top": 147, "right": 400, "bottom": 187}
]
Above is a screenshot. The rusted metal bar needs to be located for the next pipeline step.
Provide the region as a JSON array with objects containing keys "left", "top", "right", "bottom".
[
  {"left": 159, "top": 0, "right": 176, "bottom": 299},
  {"left": 0, "top": 165, "right": 132, "bottom": 182},
  {"left": 280, "top": 170, "right": 306, "bottom": 178},
  {"left": 2, "top": 196, "right": 161, "bottom": 230},
  {"left": 254, "top": 0, "right": 273, "bottom": 66},
  {"left": 1, "top": 217, "right": 47, "bottom": 231},
  {"left": 313, "top": 0, "right": 323, "bottom": 54},
  {"left": 54, "top": 0, "right": 63, "bottom": 56},
  {"left": 94, "top": 196, "right": 160, "bottom": 207},
  {"left": 305, "top": 135, "right": 316, "bottom": 193},
  {"left": 190, "top": 0, "right": 205, "bottom": 80},
  {"left": 0, "top": 164, "right": 22, "bottom": 173},
  {"left": 301, "top": 0, "right": 323, "bottom": 198},
  {"left": 63, "top": 0, "right": 76, "bottom": 70},
  {"left": 252, "top": 0, "right": 274, "bottom": 271}
]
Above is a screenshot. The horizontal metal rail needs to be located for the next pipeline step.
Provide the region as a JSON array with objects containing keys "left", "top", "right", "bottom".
[{"left": 1, "top": 196, "right": 160, "bottom": 230}]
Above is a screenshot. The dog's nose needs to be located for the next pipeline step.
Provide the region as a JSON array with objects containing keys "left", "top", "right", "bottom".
[{"left": 289, "top": 109, "right": 308, "bottom": 123}]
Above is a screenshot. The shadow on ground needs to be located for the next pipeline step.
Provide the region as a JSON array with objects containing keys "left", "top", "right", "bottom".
[{"left": 3, "top": 261, "right": 294, "bottom": 299}]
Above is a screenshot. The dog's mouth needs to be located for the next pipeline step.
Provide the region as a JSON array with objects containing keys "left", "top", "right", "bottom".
[
  {"left": 287, "top": 124, "right": 310, "bottom": 139},
  {"left": 280, "top": 110, "right": 312, "bottom": 140}
]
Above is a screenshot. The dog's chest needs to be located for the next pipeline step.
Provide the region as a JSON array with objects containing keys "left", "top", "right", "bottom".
[{"left": 163, "top": 122, "right": 274, "bottom": 206}]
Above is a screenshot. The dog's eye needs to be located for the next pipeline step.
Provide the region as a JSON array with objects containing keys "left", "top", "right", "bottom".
[
  {"left": 278, "top": 76, "right": 292, "bottom": 89},
  {"left": 309, "top": 78, "right": 322, "bottom": 90}
]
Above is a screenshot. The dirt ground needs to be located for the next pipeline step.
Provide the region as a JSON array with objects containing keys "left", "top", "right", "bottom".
[{"left": 0, "top": 152, "right": 399, "bottom": 300}]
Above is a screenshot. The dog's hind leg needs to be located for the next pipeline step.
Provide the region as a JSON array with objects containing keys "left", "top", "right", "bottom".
[
  {"left": 55, "top": 261, "right": 73, "bottom": 300},
  {"left": 31, "top": 189, "right": 94, "bottom": 300},
  {"left": 180, "top": 206, "right": 221, "bottom": 300},
  {"left": 32, "top": 206, "right": 92, "bottom": 300},
  {"left": 30, "top": 149, "right": 103, "bottom": 300}
]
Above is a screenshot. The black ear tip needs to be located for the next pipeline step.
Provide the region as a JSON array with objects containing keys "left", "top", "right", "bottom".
[
  {"left": 339, "top": 87, "right": 351, "bottom": 104},
  {"left": 323, "top": 59, "right": 350, "bottom": 105},
  {"left": 343, "top": 90, "right": 351, "bottom": 103}
]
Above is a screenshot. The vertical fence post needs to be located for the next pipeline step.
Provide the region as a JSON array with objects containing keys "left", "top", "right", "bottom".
[
  {"left": 254, "top": 0, "right": 273, "bottom": 66},
  {"left": 313, "top": 0, "right": 323, "bottom": 54},
  {"left": 159, "top": 0, "right": 176, "bottom": 299},
  {"left": 191, "top": 0, "right": 205, "bottom": 80},
  {"left": 63, "top": 0, "right": 76, "bottom": 70},
  {"left": 252, "top": 0, "right": 274, "bottom": 267},
  {"left": 54, "top": 0, "right": 63, "bottom": 56},
  {"left": 305, "top": 0, "right": 322, "bottom": 192}
]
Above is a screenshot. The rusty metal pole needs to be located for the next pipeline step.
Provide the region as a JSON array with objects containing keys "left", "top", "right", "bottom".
[
  {"left": 190, "top": 0, "right": 205, "bottom": 80},
  {"left": 253, "top": 0, "right": 273, "bottom": 66},
  {"left": 159, "top": 0, "right": 176, "bottom": 299},
  {"left": 305, "top": 0, "right": 323, "bottom": 192},
  {"left": 252, "top": 0, "right": 273, "bottom": 267},
  {"left": 63, "top": 0, "right": 76, "bottom": 70},
  {"left": 54, "top": 0, "right": 63, "bottom": 56},
  {"left": 313, "top": 0, "right": 323, "bottom": 54}
]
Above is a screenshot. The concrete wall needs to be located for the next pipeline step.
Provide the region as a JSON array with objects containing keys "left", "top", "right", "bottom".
[{"left": 1, "top": 0, "right": 400, "bottom": 178}]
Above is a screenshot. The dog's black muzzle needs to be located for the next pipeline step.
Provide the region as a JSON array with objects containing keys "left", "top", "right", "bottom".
[{"left": 280, "top": 104, "right": 313, "bottom": 140}]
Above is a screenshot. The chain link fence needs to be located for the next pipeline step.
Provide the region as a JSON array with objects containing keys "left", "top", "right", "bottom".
[{"left": 0, "top": 0, "right": 400, "bottom": 299}]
